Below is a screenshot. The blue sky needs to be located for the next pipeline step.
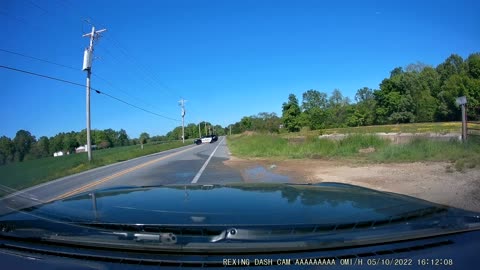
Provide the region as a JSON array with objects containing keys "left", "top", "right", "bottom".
[{"left": 1, "top": 0, "right": 479, "bottom": 139}]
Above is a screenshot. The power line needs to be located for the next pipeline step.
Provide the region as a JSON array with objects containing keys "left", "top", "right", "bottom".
[
  {"left": 3, "top": 4, "right": 186, "bottom": 116},
  {"left": 0, "top": 65, "right": 85, "bottom": 87},
  {"left": 0, "top": 48, "right": 78, "bottom": 71},
  {"left": 96, "top": 43, "right": 180, "bottom": 103},
  {"left": 0, "top": 65, "right": 181, "bottom": 122},
  {"left": 99, "top": 91, "right": 179, "bottom": 122},
  {"left": 101, "top": 36, "right": 181, "bottom": 99},
  {"left": 91, "top": 72, "right": 174, "bottom": 115},
  {"left": 26, "top": 0, "right": 49, "bottom": 14},
  {"left": 15, "top": 2, "right": 184, "bottom": 101},
  {"left": 0, "top": 10, "right": 42, "bottom": 31},
  {"left": 0, "top": 48, "right": 173, "bottom": 114},
  {"left": 77, "top": 16, "right": 180, "bottom": 98}
]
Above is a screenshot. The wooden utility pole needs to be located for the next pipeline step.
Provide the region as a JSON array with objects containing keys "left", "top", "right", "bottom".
[
  {"left": 82, "top": 26, "right": 106, "bottom": 161},
  {"left": 456, "top": 96, "right": 468, "bottom": 142},
  {"left": 179, "top": 98, "right": 186, "bottom": 143}
]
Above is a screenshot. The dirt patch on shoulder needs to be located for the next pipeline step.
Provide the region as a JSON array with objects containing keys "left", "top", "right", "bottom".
[{"left": 224, "top": 158, "right": 480, "bottom": 212}]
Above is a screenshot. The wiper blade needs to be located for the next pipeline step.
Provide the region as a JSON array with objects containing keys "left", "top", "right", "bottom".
[
  {"left": 25, "top": 222, "right": 480, "bottom": 254},
  {"left": 2, "top": 207, "right": 480, "bottom": 254},
  {"left": 5, "top": 213, "right": 478, "bottom": 254}
]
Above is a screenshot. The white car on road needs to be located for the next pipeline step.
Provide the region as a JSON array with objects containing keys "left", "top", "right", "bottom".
[
  {"left": 201, "top": 135, "right": 213, "bottom": 143},
  {"left": 194, "top": 135, "right": 218, "bottom": 144}
]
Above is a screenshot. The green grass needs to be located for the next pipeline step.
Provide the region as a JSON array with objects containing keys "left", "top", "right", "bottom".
[
  {"left": 227, "top": 134, "right": 389, "bottom": 159},
  {"left": 227, "top": 133, "right": 480, "bottom": 170},
  {"left": 370, "top": 138, "right": 480, "bottom": 163},
  {"left": 0, "top": 141, "right": 191, "bottom": 196},
  {"left": 281, "top": 122, "right": 463, "bottom": 138}
]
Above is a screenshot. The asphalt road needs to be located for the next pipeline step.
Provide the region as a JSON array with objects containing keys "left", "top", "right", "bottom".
[{"left": 2, "top": 136, "right": 244, "bottom": 209}]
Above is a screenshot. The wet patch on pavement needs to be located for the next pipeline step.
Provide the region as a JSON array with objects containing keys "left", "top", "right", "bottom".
[{"left": 243, "top": 166, "right": 291, "bottom": 183}]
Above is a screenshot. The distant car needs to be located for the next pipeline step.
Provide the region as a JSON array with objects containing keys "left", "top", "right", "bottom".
[
  {"left": 197, "top": 135, "right": 218, "bottom": 144},
  {"left": 201, "top": 135, "right": 213, "bottom": 143}
]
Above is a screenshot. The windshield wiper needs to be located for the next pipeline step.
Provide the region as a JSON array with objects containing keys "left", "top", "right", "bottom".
[{"left": 2, "top": 213, "right": 480, "bottom": 254}]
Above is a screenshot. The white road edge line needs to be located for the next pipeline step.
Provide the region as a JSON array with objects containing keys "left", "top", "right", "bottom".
[{"left": 191, "top": 137, "right": 225, "bottom": 184}]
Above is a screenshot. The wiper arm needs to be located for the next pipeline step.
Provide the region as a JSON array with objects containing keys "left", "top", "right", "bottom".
[{"left": 111, "top": 231, "right": 177, "bottom": 244}]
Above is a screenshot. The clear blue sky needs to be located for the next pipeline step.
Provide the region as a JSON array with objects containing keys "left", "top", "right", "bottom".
[{"left": 1, "top": 0, "right": 479, "bottom": 139}]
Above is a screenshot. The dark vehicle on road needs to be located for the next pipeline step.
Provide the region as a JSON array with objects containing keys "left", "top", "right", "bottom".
[{"left": 1, "top": 183, "right": 479, "bottom": 269}]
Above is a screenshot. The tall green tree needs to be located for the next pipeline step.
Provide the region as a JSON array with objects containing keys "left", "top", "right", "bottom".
[
  {"left": 374, "top": 69, "right": 416, "bottom": 124},
  {"left": 411, "top": 67, "right": 438, "bottom": 122},
  {"left": 240, "top": 116, "right": 253, "bottom": 131},
  {"left": 0, "top": 136, "right": 14, "bottom": 165},
  {"left": 28, "top": 136, "right": 50, "bottom": 159},
  {"left": 282, "top": 94, "right": 302, "bottom": 132},
  {"left": 139, "top": 132, "right": 150, "bottom": 145},
  {"left": 63, "top": 131, "right": 79, "bottom": 152},
  {"left": 213, "top": 125, "right": 226, "bottom": 136},
  {"left": 50, "top": 133, "right": 65, "bottom": 153},
  {"left": 103, "top": 129, "right": 117, "bottom": 147},
  {"left": 13, "top": 130, "right": 35, "bottom": 162},
  {"left": 76, "top": 129, "right": 87, "bottom": 146},
  {"left": 184, "top": 123, "right": 198, "bottom": 139},
  {"left": 466, "top": 53, "right": 480, "bottom": 79},
  {"left": 117, "top": 129, "right": 129, "bottom": 146},
  {"left": 355, "top": 87, "right": 375, "bottom": 103},
  {"left": 302, "top": 89, "right": 328, "bottom": 112},
  {"left": 436, "top": 74, "right": 469, "bottom": 121},
  {"left": 436, "top": 54, "right": 465, "bottom": 84},
  {"left": 326, "top": 89, "right": 351, "bottom": 127},
  {"left": 301, "top": 90, "right": 329, "bottom": 130},
  {"left": 166, "top": 127, "right": 182, "bottom": 140},
  {"left": 348, "top": 87, "right": 376, "bottom": 126},
  {"left": 257, "top": 112, "right": 281, "bottom": 133}
]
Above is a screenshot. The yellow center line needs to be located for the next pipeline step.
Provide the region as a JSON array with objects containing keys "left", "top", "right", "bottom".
[{"left": 51, "top": 146, "right": 197, "bottom": 202}]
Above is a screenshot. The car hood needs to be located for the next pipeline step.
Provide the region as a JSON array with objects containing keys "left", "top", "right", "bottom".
[{"left": 5, "top": 182, "right": 478, "bottom": 226}]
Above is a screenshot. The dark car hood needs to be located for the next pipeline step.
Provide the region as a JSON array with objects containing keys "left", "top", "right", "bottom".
[
  {"left": 7, "top": 182, "right": 476, "bottom": 226},
  {"left": 2, "top": 183, "right": 480, "bottom": 254}
]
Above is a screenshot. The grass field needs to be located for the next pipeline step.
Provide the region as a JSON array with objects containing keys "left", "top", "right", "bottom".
[
  {"left": 0, "top": 140, "right": 191, "bottom": 196},
  {"left": 227, "top": 132, "right": 480, "bottom": 172},
  {"left": 282, "top": 122, "right": 464, "bottom": 138}
]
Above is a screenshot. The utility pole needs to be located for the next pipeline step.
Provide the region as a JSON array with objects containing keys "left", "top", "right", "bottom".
[
  {"left": 456, "top": 96, "right": 468, "bottom": 142},
  {"left": 230, "top": 125, "right": 232, "bottom": 136},
  {"left": 82, "top": 26, "right": 106, "bottom": 162},
  {"left": 198, "top": 122, "right": 202, "bottom": 138},
  {"left": 461, "top": 104, "right": 467, "bottom": 142},
  {"left": 179, "top": 98, "right": 187, "bottom": 143},
  {"left": 204, "top": 121, "right": 207, "bottom": 135}
]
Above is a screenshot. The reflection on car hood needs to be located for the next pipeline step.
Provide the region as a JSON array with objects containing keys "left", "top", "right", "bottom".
[{"left": 9, "top": 182, "right": 474, "bottom": 226}]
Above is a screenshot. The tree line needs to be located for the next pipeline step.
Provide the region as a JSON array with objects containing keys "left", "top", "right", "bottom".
[
  {"left": 0, "top": 128, "right": 129, "bottom": 165},
  {"left": 228, "top": 53, "right": 480, "bottom": 133},
  {"left": 0, "top": 121, "right": 227, "bottom": 166}
]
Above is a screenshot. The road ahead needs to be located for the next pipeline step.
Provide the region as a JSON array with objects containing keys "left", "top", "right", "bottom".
[{"left": 5, "top": 136, "right": 244, "bottom": 205}]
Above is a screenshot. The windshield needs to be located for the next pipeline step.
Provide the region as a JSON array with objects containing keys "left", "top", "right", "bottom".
[{"left": 1, "top": 0, "right": 479, "bottom": 268}]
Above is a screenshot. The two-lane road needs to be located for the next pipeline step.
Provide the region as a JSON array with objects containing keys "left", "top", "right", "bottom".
[{"left": 4, "top": 136, "right": 243, "bottom": 206}]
